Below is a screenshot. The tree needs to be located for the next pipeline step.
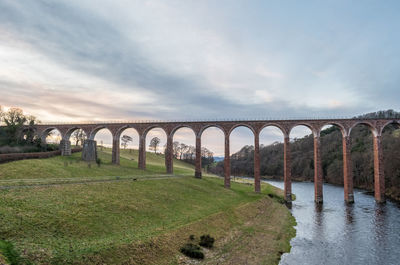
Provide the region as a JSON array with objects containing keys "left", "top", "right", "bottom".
[
  {"left": 121, "top": 135, "right": 133, "bottom": 149},
  {"left": 72, "top": 129, "right": 86, "bottom": 146},
  {"left": 173, "top": 141, "right": 180, "bottom": 158},
  {"left": 149, "top": 137, "right": 160, "bottom": 153},
  {"left": 1, "top": 108, "right": 38, "bottom": 145},
  {"left": 179, "top": 143, "right": 188, "bottom": 159}
]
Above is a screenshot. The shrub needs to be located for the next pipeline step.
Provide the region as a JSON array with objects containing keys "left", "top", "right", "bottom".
[
  {"left": 96, "top": 158, "right": 102, "bottom": 167},
  {"left": 180, "top": 243, "right": 204, "bottom": 259},
  {"left": 199, "top": 234, "right": 215, "bottom": 248}
]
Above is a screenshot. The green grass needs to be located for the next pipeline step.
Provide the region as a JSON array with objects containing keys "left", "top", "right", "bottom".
[
  {"left": 0, "top": 149, "right": 295, "bottom": 264},
  {"left": 0, "top": 148, "right": 194, "bottom": 186}
]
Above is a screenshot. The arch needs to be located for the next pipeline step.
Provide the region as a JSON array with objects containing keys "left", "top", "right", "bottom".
[
  {"left": 172, "top": 127, "right": 196, "bottom": 165},
  {"left": 41, "top": 127, "right": 62, "bottom": 144},
  {"left": 65, "top": 127, "right": 88, "bottom": 141},
  {"left": 349, "top": 123, "right": 375, "bottom": 195},
  {"left": 288, "top": 122, "right": 315, "bottom": 137},
  {"left": 228, "top": 123, "right": 256, "bottom": 137},
  {"left": 319, "top": 122, "right": 346, "bottom": 138},
  {"left": 116, "top": 125, "right": 140, "bottom": 138},
  {"left": 19, "top": 126, "right": 37, "bottom": 140},
  {"left": 201, "top": 126, "right": 225, "bottom": 155},
  {"left": 349, "top": 121, "right": 378, "bottom": 137},
  {"left": 145, "top": 127, "right": 168, "bottom": 154},
  {"left": 380, "top": 120, "right": 400, "bottom": 135},
  {"left": 117, "top": 126, "right": 140, "bottom": 164},
  {"left": 229, "top": 125, "right": 255, "bottom": 177},
  {"left": 143, "top": 125, "right": 168, "bottom": 139},
  {"left": 260, "top": 123, "right": 286, "bottom": 138},
  {"left": 89, "top": 126, "right": 112, "bottom": 140},
  {"left": 170, "top": 125, "right": 196, "bottom": 139},
  {"left": 198, "top": 124, "right": 226, "bottom": 138},
  {"left": 259, "top": 125, "right": 286, "bottom": 176},
  {"left": 289, "top": 124, "right": 314, "bottom": 139}
]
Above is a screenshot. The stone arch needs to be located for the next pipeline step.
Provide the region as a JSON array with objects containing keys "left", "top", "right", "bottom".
[
  {"left": 198, "top": 124, "right": 226, "bottom": 138},
  {"left": 228, "top": 123, "right": 256, "bottom": 137},
  {"left": 65, "top": 127, "right": 88, "bottom": 141},
  {"left": 380, "top": 120, "right": 400, "bottom": 135},
  {"left": 170, "top": 125, "right": 196, "bottom": 139},
  {"left": 18, "top": 126, "right": 38, "bottom": 142},
  {"left": 319, "top": 122, "right": 346, "bottom": 138},
  {"left": 349, "top": 121, "right": 378, "bottom": 137},
  {"left": 142, "top": 125, "right": 168, "bottom": 139},
  {"left": 88, "top": 126, "right": 113, "bottom": 140},
  {"left": 288, "top": 122, "right": 317, "bottom": 137},
  {"left": 116, "top": 125, "right": 140, "bottom": 137},
  {"left": 260, "top": 123, "right": 286, "bottom": 138},
  {"left": 40, "top": 127, "right": 63, "bottom": 144}
]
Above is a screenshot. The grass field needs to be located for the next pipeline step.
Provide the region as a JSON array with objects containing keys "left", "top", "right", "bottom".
[{"left": 0, "top": 149, "right": 296, "bottom": 265}]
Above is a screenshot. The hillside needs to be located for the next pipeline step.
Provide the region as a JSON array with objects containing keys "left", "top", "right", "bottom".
[
  {"left": 0, "top": 150, "right": 295, "bottom": 264},
  {"left": 210, "top": 110, "right": 400, "bottom": 201}
]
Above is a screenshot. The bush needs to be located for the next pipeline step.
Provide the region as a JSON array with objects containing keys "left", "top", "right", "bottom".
[
  {"left": 180, "top": 243, "right": 204, "bottom": 259},
  {"left": 199, "top": 234, "right": 215, "bottom": 248},
  {"left": 96, "top": 158, "right": 102, "bottom": 167}
]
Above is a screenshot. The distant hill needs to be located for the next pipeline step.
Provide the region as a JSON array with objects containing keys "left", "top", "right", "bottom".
[{"left": 209, "top": 110, "right": 400, "bottom": 200}]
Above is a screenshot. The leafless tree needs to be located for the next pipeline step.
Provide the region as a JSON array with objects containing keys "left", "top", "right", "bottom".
[
  {"left": 149, "top": 137, "right": 161, "bottom": 153},
  {"left": 121, "top": 135, "right": 133, "bottom": 149}
]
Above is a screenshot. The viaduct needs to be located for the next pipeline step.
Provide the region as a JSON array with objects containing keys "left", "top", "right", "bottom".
[{"left": 28, "top": 118, "right": 398, "bottom": 204}]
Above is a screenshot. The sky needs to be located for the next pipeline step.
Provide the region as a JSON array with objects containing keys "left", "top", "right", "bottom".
[{"left": 1, "top": 0, "right": 400, "bottom": 155}]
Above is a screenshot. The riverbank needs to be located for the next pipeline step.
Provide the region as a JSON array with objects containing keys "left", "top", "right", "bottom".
[{"left": 0, "top": 150, "right": 295, "bottom": 264}]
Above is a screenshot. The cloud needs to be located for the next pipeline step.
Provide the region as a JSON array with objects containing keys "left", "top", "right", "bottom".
[{"left": 1, "top": 0, "right": 400, "bottom": 151}]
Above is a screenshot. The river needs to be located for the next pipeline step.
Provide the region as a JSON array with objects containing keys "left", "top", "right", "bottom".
[{"left": 265, "top": 180, "right": 400, "bottom": 265}]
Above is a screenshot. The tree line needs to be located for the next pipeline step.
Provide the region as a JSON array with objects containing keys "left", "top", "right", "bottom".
[
  {"left": 208, "top": 110, "right": 400, "bottom": 200},
  {"left": 148, "top": 136, "right": 215, "bottom": 169}
]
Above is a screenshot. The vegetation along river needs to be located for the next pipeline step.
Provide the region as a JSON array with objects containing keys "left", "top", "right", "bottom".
[{"left": 266, "top": 180, "right": 400, "bottom": 265}]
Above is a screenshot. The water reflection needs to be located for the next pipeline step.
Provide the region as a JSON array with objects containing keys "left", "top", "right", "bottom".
[{"left": 266, "top": 181, "right": 400, "bottom": 265}]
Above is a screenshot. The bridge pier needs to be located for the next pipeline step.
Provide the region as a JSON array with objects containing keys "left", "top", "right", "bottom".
[
  {"left": 373, "top": 135, "right": 385, "bottom": 203},
  {"left": 60, "top": 139, "right": 71, "bottom": 156},
  {"left": 343, "top": 136, "right": 354, "bottom": 203},
  {"left": 166, "top": 136, "right": 173, "bottom": 174},
  {"left": 224, "top": 133, "right": 231, "bottom": 188},
  {"left": 82, "top": 139, "right": 97, "bottom": 162},
  {"left": 314, "top": 136, "right": 323, "bottom": 204},
  {"left": 112, "top": 136, "right": 120, "bottom": 165},
  {"left": 195, "top": 136, "right": 202, "bottom": 178},
  {"left": 138, "top": 135, "right": 146, "bottom": 170},
  {"left": 284, "top": 136, "right": 292, "bottom": 202},
  {"left": 254, "top": 132, "right": 260, "bottom": 193}
]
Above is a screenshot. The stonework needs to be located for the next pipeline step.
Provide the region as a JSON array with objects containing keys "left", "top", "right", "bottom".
[
  {"left": 82, "top": 139, "right": 97, "bottom": 162},
  {"left": 59, "top": 140, "right": 71, "bottom": 156},
  {"left": 27, "top": 117, "right": 399, "bottom": 203}
]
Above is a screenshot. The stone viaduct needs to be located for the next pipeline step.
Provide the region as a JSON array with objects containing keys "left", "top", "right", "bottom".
[{"left": 28, "top": 118, "right": 399, "bottom": 204}]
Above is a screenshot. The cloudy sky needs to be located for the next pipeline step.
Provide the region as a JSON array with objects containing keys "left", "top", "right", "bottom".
[{"left": 1, "top": 0, "right": 399, "bottom": 155}]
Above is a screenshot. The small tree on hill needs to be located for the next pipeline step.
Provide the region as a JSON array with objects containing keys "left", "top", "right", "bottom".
[
  {"left": 121, "top": 135, "right": 133, "bottom": 149},
  {"left": 149, "top": 137, "right": 160, "bottom": 153}
]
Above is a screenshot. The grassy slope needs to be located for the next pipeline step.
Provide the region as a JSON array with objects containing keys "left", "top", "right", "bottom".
[
  {"left": 0, "top": 149, "right": 295, "bottom": 265},
  {"left": 0, "top": 148, "right": 193, "bottom": 182}
]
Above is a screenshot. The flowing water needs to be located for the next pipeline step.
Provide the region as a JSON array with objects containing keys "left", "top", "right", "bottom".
[{"left": 265, "top": 180, "right": 400, "bottom": 265}]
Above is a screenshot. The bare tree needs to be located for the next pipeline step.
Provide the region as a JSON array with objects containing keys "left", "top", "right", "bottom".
[
  {"left": 121, "top": 135, "right": 133, "bottom": 149},
  {"left": 72, "top": 129, "right": 86, "bottom": 146},
  {"left": 173, "top": 141, "right": 180, "bottom": 158},
  {"left": 179, "top": 143, "right": 188, "bottom": 159},
  {"left": 149, "top": 137, "right": 161, "bottom": 153}
]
